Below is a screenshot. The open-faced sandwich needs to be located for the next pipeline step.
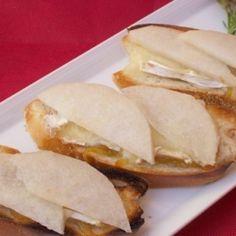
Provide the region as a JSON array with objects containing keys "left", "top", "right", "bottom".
[
  {"left": 113, "top": 24, "right": 236, "bottom": 109},
  {"left": 0, "top": 144, "right": 147, "bottom": 236},
  {"left": 25, "top": 83, "right": 235, "bottom": 187}
]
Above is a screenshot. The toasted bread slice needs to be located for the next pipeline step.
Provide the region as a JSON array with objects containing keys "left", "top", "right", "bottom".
[
  {"left": 0, "top": 145, "right": 20, "bottom": 154},
  {"left": 111, "top": 24, "right": 236, "bottom": 185},
  {"left": 0, "top": 145, "right": 147, "bottom": 236},
  {"left": 24, "top": 100, "right": 232, "bottom": 187},
  {"left": 113, "top": 24, "right": 236, "bottom": 111}
]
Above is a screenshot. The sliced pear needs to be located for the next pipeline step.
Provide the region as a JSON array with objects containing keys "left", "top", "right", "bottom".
[
  {"left": 10, "top": 151, "right": 131, "bottom": 232},
  {"left": 179, "top": 29, "right": 236, "bottom": 69},
  {"left": 0, "top": 154, "right": 64, "bottom": 234},
  {"left": 38, "top": 83, "right": 153, "bottom": 164},
  {"left": 123, "top": 85, "right": 219, "bottom": 166},
  {"left": 128, "top": 25, "right": 236, "bottom": 86}
]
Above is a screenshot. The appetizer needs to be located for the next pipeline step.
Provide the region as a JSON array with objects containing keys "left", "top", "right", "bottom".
[{"left": 113, "top": 24, "right": 236, "bottom": 109}]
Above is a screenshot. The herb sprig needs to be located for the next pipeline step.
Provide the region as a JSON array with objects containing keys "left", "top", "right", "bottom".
[{"left": 218, "top": 0, "right": 236, "bottom": 35}]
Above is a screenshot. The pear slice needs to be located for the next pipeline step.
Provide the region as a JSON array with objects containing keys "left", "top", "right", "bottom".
[
  {"left": 38, "top": 83, "right": 154, "bottom": 164},
  {"left": 10, "top": 151, "right": 131, "bottom": 232},
  {"left": 179, "top": 29, "right": 236, "bottom": 69},
  {"left": 0, "top": 154, "right": 64, "bottom": 234},
  {"left": 123, "top": 85, "right": 219, "bottom": 166}
]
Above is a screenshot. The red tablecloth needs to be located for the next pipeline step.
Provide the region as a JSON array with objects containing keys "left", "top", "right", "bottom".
[{"left": 0, "top": 1, "right": 236, "bottom": 235}]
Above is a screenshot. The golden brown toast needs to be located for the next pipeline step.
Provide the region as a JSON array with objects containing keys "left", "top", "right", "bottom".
[{"left": 0, "top": 145, "right": 148, "bottom": 236}]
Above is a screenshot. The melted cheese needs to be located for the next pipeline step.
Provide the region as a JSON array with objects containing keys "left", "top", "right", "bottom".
[
  {"left": 141, "top": 60, "right": 227, "bottom": 89},
  {"left": 44, "top": 115, "right": 140, "bottom": 158},
  {"left": 44, "top": 114, "right": 120, "bottom": 150},
  {"left": 44, "top": 114, "right": 68, "bottom": 128},
  {"left": 44, "top": 113, "right": 198, "bottom": 166},
  {"left": 124, "top": 40, "right": 227, "bottom": 89},
  {"left": 152, "top": 129, "right": 192, "bottom": 163},
  {"left": 154, "top": 146, "right": 192, "bottom": 164},
  {"left": 65, "top": 209, "right": 101, "bottom": 226}
]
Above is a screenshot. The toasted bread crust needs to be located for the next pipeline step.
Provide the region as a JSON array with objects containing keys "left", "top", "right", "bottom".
[
  {"left": 113, "top": 70, "right": 236, "bottom": 112},
  {"left": 24, "top": 100, "right": 233, "bottom": 187},
  {"left": 0, "top": 145, "right": 20, "bottom": 154},
  {"left": 0, "top": 145, "right": 147, "bottom": 235},
  {"left": 128, "top": 23, "right": 194, "bottom": 32}
]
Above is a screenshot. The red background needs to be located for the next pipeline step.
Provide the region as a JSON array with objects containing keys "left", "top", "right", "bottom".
[{"left": 0, "top": 0, "right": 236, "bottom": 235}]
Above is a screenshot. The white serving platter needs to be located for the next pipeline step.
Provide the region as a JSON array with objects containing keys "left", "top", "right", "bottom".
[{"left": 0, "top": 0, "right": 235, "bottom": 235}]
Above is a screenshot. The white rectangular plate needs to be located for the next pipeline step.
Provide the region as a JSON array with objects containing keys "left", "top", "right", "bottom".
[{"left": 0, "top": 0, "right": 235, "bottom": 235}]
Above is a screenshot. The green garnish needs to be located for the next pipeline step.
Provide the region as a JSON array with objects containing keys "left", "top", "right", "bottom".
[{"left": 218, "top": 0, "right": 236, "bottom": 34}]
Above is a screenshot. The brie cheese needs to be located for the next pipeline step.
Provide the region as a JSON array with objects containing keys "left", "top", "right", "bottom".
[
  {"left": 65, "top": 208, "right": 101, "bottom": 226},
  {"left": 141, "top": 60, "right": 227, "bottom": 89}
]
